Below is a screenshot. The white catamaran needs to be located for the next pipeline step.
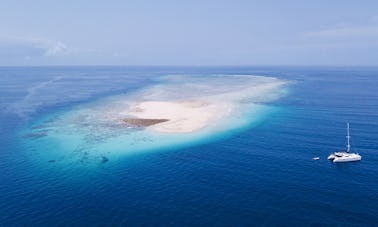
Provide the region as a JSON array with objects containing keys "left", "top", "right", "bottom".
[{"left": 328, "top": 123, "right": 362, "bottom": 163}]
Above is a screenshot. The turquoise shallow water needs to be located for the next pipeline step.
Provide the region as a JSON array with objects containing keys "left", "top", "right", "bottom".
[
  {"left": 19, "top": 73, "right": 286, "bottom": 163},
  {"left": 1, "top": 66, "right": 378, "bottom": 226}
]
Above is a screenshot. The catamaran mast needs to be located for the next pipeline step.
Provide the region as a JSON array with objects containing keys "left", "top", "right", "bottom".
[{"left": 346, "top": 123, "right": 351, "bottom": 153}]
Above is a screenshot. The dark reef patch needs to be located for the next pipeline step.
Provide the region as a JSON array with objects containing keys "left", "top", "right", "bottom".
[{"left": 122, "top": 118, "right": 169, "bottom": 127}]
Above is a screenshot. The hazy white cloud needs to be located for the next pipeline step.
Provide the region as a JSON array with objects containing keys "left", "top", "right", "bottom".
[
  {"left": 304, "top": 16, "right": 378, "bottom": 39},
  {"left": 0, "top": 37, "right": 69, "bottom": 57},
  {"left": 305, "top": 26, "right": 378, "bottom": 38},
  {"left": 0, "top": 37, "right": 96, "bottom": 59},
  {"left": 38, "top": 40, "right": 69, "bottom": 57}
]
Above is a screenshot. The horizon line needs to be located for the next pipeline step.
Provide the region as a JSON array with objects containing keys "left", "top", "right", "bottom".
[{"left": 1, "top": 64, "right": 378, "bottom": 68}]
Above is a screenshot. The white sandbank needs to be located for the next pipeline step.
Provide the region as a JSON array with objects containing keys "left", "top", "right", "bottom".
[
  {"left": 125, "top": 100, "right": 233, "bottom": 133},
  {"left": 120, "top": 76, "right": 289, "bottom": 134}
]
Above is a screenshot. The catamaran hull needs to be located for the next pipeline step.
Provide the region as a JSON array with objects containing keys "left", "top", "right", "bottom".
[
  {"left": 333, "top": 155, "right": 362, "bottom": 163},
  {"left": 328, "top": 155, "right": 335, "bottom": 160},
  {"left": 328, "top": 152, "right": 347, "bottom": 160}
]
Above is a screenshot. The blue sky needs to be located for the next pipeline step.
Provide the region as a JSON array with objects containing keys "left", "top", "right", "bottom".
[{"left": 1, "top": 0, "right": 378, "bottom": 66}]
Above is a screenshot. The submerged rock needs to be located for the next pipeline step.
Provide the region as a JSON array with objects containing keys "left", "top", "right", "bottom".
[
  {"left": 101, "top": 156, "right": 109, "bottom": 163},
  {"left": 23, "top": 132, "right": 48, "bottom": 139}
]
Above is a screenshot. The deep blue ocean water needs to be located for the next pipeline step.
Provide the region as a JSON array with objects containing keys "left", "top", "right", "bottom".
[{"left": 1, "top": 66, "right": 378, "bottom": 226}]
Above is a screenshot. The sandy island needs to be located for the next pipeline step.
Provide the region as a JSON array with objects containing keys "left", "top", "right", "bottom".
[
  {"left": 122, "top": 100, "right": 232, "bottom": 133},
  {"left": 117, "top": 76, "right": 288, "bottom": 134}
]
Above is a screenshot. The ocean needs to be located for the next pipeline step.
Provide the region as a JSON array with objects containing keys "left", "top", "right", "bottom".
[{"left": 1, "top": 66, "right": 377, "bottom": 226}]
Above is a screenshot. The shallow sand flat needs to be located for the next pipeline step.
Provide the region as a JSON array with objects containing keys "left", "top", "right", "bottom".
[
  {"left": 22, "top": 75, "right": 290, "bottom": 161},
  {"left": 126, "top": 100, "right": 232, "bottom": 133}
]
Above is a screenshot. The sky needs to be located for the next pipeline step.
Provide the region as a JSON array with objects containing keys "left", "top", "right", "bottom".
[{"left": 1, "top": 0, "right": 378, "bottom": 66}]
